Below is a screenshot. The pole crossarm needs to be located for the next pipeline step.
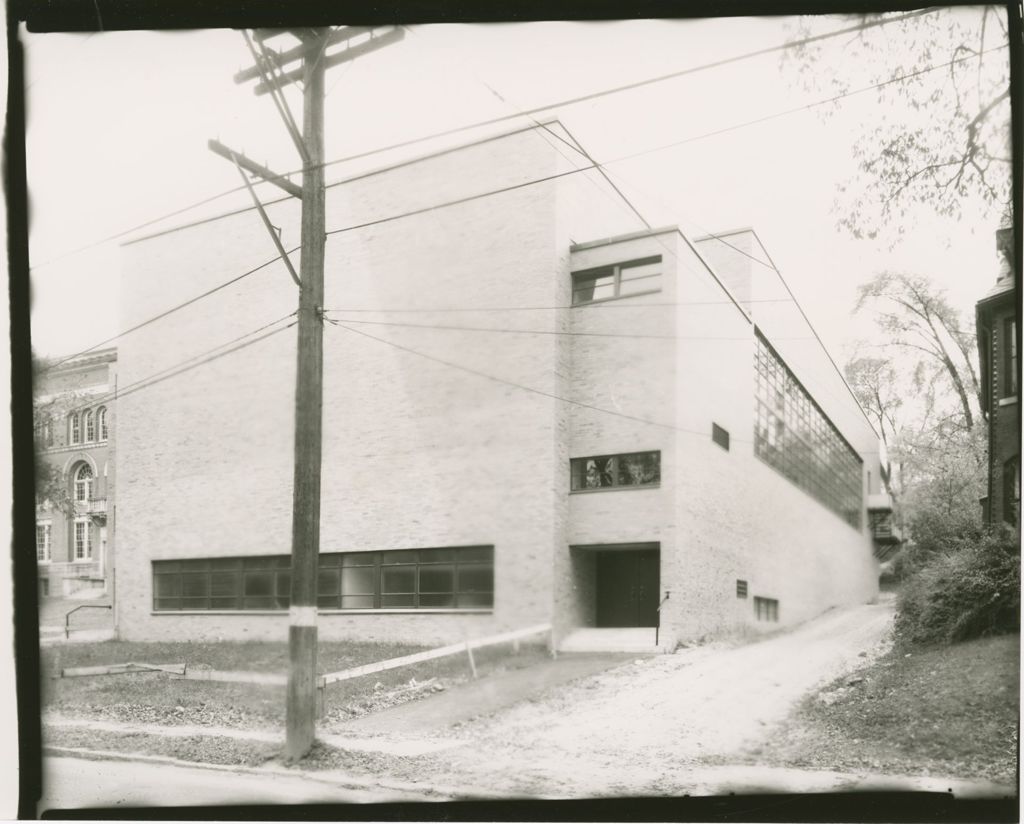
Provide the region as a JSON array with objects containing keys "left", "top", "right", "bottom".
[
  {"left": 208, "top": 140, "right": 302, "bottom": 288},
  {"left": 240, "top": 31, "right": 310, "bottom": 163},
  {"left": 235, "top": 27, "right": 375, "bottom": 84},
  {"left": 253, "top": 27, "right": 405, "bottom": 95},
  {"left": 208, "top": 139, "right": 303, "bottom": 199}
]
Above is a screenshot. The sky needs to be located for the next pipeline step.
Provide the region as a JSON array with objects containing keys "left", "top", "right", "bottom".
[{"left": 22, "top": 11, "right": 1012, "bottom": 366}]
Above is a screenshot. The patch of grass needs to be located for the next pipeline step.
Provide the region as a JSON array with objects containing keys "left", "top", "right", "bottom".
[
  {"left": 42, "top": 639, "right": 549, "bottom": 731},
  {"left": 759, "top": 634, "right": 1019, "bottom": 783}
]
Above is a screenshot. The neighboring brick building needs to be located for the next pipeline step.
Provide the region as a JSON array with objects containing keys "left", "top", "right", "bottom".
[
  {"left": 977, "top": 227, "right": 1020, "bottom": 527},
  {"left": 33, "top": 348, "right": 116, "bottom": 598},
  {"left": 115, "top": 122, "right": 887, "bottom": 650}
]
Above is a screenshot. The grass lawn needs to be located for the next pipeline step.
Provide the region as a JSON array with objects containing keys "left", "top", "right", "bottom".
[
  {"left": 754, "top": 634, "right": 1019, "bottom": 784},
  {"left": 42, "top": 639, "right": 549, "bottom": 731}
]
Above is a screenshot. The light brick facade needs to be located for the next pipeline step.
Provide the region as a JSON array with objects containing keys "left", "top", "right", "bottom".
[{"left": 116, "top": 122, "right": 881, "bottom": 647}]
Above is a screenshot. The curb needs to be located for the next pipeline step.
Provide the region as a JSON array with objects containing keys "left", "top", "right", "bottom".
[{"left": 42, "top": 744, "right": 507, "bottom": 802}]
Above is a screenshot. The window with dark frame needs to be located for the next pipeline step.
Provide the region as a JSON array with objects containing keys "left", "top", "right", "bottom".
[
  {"left": 571, "top": 256, "right": 662, "bottom": 305},
  {"left": 1004, "top": 318, "right": 1018, "bottom": 397},
  {"left": 712, "top": 423, "right": 730, "bottom": 451},
  {"left": 570, "top": 451, "right": 661, "bottom": 491},
  {"left": 153, "top": 546, "right": 494, "bottom": 612},
  {"left": 753, "top": 332, "right": 863, "bottom": 529},
  {"left": 754, "top": 596, "right": 778, "bottom": 622},
  {"left": 736, "top": 579, "right": 747, "bottom": 598}
]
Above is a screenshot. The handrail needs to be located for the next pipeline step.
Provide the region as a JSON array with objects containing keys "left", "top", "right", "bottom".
[
  {"left": 655, "top": 591, "right": 670, "bottom": 647},
  {"left": 65, "top": 603, "right": 112, "bottom": 639}
]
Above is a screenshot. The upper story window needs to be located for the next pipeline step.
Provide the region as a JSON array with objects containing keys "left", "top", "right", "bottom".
[
  {"left": 69, "top": 413, "right": 80, "bottom": 445},
  {"left": 754, "top": 332, "right": 863, "bottom": 529},
  {"left": 97, "top": 407, "right": 109, "bottom": 441},
  {"left": 570, "top": 451, "right": 661, "bottom": 491},
  {"left": 74, "top": 463, "right": 93, "bottom": 503},
  {"left": 571, "top": 256, "right": 662, "bottom": 305},
  {"left": 1004, "top": 319, "right": 1018, "bottom": 398},
  {"left": 83, "top": 410, "right": 95, "bottom": 442}
]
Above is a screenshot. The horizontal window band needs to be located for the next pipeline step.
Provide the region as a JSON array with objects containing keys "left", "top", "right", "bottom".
[{"left": 151, "top": 609, "right": 495, "bottom": 616}]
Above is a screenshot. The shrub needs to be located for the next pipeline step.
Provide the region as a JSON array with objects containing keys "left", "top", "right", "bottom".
[{"left": 895, "top": 528, "right": 1020, "bottom": 647}]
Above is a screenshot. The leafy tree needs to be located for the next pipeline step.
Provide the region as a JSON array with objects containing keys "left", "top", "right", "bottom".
[
  {"left": 855, "top": 271, "right": 981, "bottom": 429},
  {"left": 786, "top": 6, "right": 1011, "bottom": 240}
]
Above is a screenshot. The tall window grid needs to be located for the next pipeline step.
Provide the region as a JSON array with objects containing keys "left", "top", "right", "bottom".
[
  {"left": 98, "top": 407, "right": 109, "bottom": 441},
  {"left": 754, "top": 332, "right": 863, "bottom": 528},
  {"left": 36, "top": 523, "right": 51, "bottom": 563},
  {"left": 74, "top": 463, "right": 93, "bottom": 503},
  {"left": 74, "top": 519, "right": 92, "bottom": 561}
]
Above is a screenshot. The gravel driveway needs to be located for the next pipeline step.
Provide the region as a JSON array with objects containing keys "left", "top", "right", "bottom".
[{"left": 382, "top": 600, "right": 896, "bottom": 798}]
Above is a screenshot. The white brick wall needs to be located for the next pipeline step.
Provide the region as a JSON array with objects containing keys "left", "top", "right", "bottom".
[{"left": 116, "top": 123, "right": 879, "bottom": 647}]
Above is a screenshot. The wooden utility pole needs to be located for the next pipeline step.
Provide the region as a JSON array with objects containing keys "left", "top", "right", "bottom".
[
  {"left": 285, "top": 31, "right": 327, "bottom": 761},
  {"left": 221, "top": 25, "right": 404, "bottom": 761}
]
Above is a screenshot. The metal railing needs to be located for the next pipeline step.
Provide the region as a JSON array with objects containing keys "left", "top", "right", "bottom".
[
  {"left": 655, "top": 591, "right": 670, "bottom": 647},
  {"left": 65, "top": 603, "right": 112, "bottom": 639}
]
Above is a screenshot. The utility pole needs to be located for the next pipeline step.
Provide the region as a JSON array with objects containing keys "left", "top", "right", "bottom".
[{"left": 220, "top": 24, "right": 404, "bottom": 761}]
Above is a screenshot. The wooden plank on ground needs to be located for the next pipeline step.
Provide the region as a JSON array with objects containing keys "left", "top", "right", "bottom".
[
  {"left": 174, "top": 669, "right": 287, "bottom": 686},
  {"left": 321, "top": 623, "right": 551, "bottom": 686},
  {"left": 61, "top": 662, "right": 186, "bottom": 678}
]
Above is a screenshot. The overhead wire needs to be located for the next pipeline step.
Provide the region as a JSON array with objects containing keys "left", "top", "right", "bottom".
[
  {"left": 29, "top": 8, "right": 951, "bottom": 270},
  {"left": 324, "top": 318, "right": 755, "bottom": 443},
  {"left": 46, "top": 313, "right": 297, "bottom": 421},
  {"left": 320, "top": 316, "right": 816, "bottom": 341},
  {"left": 39, "top": 247, "right": 299, "bottom": 374}
]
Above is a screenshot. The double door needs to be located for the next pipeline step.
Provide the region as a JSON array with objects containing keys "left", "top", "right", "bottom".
[{"left": 595, "top": 548, "right": 660, "bottom": 628}]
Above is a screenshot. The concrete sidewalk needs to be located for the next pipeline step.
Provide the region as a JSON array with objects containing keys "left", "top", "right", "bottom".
[{"left": 337, "top": 653, "right": 635, "bottom": 735}]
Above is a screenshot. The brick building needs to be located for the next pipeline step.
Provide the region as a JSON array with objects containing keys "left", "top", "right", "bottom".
[
  {"left": 977, "top": 227, "right": 1020, "bottom": 526},
  {"left": 115, "top": 122, "right": 888, "bottom": 650},
  {"left": 34, "top": 348, "right": 116, "bottom": 598}
]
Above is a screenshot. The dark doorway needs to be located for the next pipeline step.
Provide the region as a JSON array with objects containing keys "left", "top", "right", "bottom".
[{"left": 595, "top": 548, "right": 660, "bottom": 627}]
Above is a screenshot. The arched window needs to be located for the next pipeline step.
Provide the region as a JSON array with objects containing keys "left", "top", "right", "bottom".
[
  {"left": 97, "top": 407, "right": 108, "bottom": 441},
  {"left": 74, "top": 463, "right": 93, "bottom": 504},
  {"left": 83, "top": 410, "right": 95, "bottom": 442},
  {"left": 69, "top": 413, "right": 80, "bottom": 445}
]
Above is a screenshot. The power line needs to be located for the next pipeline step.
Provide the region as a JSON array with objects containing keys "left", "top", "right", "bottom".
[
  {"left": 322, "top": 315, "right": 815, "bottom": 342},
  {"left": 325, "top": 318, "right": 755, "bottom": 443},
  {"left": 323, "top": 164, "right": 596, "bottom": 238},
  {"left": 39, "top": 247, "right": 300, "bottom": 374},
  {"left": 321, "top": 298, "right": 795, "bottom": 313},
  {"left": 44, "top": 313, "right": 297, "bottom": 420},
  {"left": 30, "top": 8, "right": 948, "bottom": 267}
]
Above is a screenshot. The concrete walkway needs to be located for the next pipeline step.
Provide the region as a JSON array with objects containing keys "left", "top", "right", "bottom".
[{"left": 336, "top": 653, "right": 635, "bottom": 735}]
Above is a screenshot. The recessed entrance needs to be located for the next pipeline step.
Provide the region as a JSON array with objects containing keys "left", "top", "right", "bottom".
[{"left": 595, "top": 547, "right": 660, "bottom": 628}]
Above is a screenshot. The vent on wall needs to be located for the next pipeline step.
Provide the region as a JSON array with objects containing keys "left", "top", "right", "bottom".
[
  {"left": 736, "top": 579, "right": 748, "bottom": 598},
  {"left": 712, "top": 423, "right": 730, "bottom": 451}
]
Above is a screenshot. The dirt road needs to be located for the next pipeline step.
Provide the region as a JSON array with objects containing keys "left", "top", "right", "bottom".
[{"left": 383, "top": 600, "right": 896, "bottom": 798}]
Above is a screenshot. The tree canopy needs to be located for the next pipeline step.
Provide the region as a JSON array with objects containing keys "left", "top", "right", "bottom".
[{"left": 786, "top": 6, "right": 1012, "bottom": 241}]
